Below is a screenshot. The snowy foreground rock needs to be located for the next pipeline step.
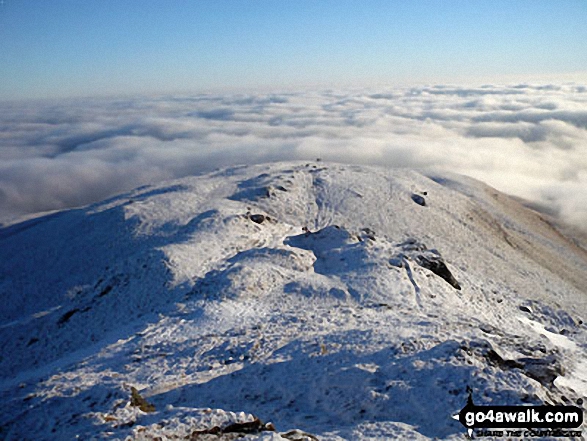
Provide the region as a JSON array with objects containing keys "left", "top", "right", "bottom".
[{"left": 1, "top": 161, "right": 586, "bottom": 440}]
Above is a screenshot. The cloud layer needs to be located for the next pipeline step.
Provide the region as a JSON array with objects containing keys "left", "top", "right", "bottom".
[{"left": 1, "top": 84, "right": 586, "bottom": 231}]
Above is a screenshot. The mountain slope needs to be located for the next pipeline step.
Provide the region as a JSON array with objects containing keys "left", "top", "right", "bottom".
[{"left": 1, "top": 161, "right": 586, "bottom": 440}]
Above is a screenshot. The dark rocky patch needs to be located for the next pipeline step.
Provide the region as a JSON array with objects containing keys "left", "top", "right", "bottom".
[
  {"left": 223, "top": 417, "right": 266, "bottom": 434},
  {"left": 479, "top": 324, "right": 499, "bottom": 334},
  {"left": 361, "top": 227, "right": 376, "bottom": 241},
  {"left": 518, "top": 355, "right": 564, "bottom": 385},
  {"left": 249, "top": 214, "right": 266, "bottom": 224},
  {"left": 57, "top": 308, "right": 80, "bottom": 326},
  {"left": 190, "top": 417, "right": 275, "bottom": 439},
  {"left": 282, "top": 429, "right": 320, "bottom": 441},
  {"left": 191, "top": 425, "right": 221, "bottom": 438},
  {"left": 130, "top": 387, "right": 155, "bottom": 413},
  {"left": 411, "top": 193, "right": 426, "bottom": 206},
  {"left": 415, "top": 254, "right": 461, "bottom": 290},
  {"left": 394, "top": 239, "right": 461, "bottom": 289},
  {"left": 484, "top": 349, "right": 562, "bottom": 387},
  {"left": 98, "top": 285, "right": 113, "bottom": 297},
  {"left": 485, "top": 349, "right": 523, "bottom": 370}
]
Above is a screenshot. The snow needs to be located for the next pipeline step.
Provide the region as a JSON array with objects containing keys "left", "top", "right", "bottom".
[
  {"left": 555, "top": 360, "right": 587, "bottom": 399},
  {"left": 0, "top": 161, "right": 586, "bottom": 440},
  {"left": 517, "top": 316, "right": 577, "bottom": 351}
]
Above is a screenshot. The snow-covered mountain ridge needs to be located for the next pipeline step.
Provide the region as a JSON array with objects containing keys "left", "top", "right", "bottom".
[{"left": 1, "top": 161, "right": 586, "bottom": 440}]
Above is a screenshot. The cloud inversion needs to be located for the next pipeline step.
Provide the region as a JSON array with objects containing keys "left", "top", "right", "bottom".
[{"left": 1, "top": 84, "right": 586, "bottom": 231}]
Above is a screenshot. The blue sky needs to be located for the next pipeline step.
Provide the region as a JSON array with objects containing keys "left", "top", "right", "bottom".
[{"left": 0, "top": 0, "right": 586, "bottom": 100}]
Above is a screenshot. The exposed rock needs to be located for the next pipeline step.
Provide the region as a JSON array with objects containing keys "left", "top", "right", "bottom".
[
  {"left": 485, "top": 349, "right": 523, "bottom": 370},
  {"left": 360, "top": 227, "right": 376, "bottom": 241},
  {"left": 130, "top": 387, "right": 155, "bottom": 413},
  {"left": 484, "top": 348, "right": 563, "bottom": 387},
  {"left": 399, "top": 238, "right": 427, "bottom": 252},
  {"left": 415, "top": 253, "right": 461, "bottom": 290},
  {"left": 223, "top": 417, "right": 266, "bottom": 434},
  {"left": 190, "top": 417, "right": 274, "bottom": 439},
  {"left": 57, "top": 308, "right": 79, "bottom": 326},
  {"left": 190, "top": 425, "right": 221, "bottom": 438},
  {"left": 282, "top": 429, "right": 320, "bottom": 441},
  {"left": 519, "top": 355, "right": 564, "bottom": 386},
  {"left": 98, "top": 285, "right": 113, "bottom": 297},
  {"left": 249, "top": 214, "right": 266, "bottom": 224},
  {"left": 392, "top": 239, "right": 461, "bottom": 289},
  {"left": 411, "top": 193, "right": 426, "bottom": 206}
]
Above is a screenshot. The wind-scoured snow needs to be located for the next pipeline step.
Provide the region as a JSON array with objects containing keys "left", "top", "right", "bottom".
[{"left": 0, "top": 161, "right": 586, "bottom": 440}]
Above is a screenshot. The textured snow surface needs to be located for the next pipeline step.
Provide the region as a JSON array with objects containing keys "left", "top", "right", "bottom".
[{"left": 1, "top": 161, "right": 586, "bottom": 440}]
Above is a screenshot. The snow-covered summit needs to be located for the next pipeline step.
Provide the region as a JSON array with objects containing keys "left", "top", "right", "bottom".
[{"left": 1, "top": 161, "right": 586, "bottom": 440}]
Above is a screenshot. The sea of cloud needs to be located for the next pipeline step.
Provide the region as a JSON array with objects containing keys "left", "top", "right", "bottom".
[{"left": 1, "top": 84, "right": 586, "bottom": 231}]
